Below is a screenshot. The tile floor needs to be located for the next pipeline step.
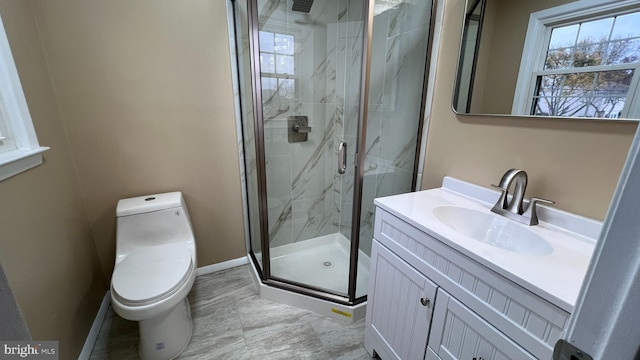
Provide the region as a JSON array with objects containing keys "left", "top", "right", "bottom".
[{"left": 89, "top": 265, "right": 372, "bottom": 359}]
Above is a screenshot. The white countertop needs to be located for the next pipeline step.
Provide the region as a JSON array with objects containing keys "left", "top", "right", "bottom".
[{"left": 374, "top": 177, "right": 599, "bottom": 312}]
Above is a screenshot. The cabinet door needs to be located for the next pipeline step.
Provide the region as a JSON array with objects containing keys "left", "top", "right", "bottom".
[
  {"left": 425, "top": 347, "right": 442, "bottom": 360},
  {"left": 428, "top": 289, "right": 536, "bottom": 360},
  {"left": 365, "top": 240, "right": 438, "bottom": 360}
]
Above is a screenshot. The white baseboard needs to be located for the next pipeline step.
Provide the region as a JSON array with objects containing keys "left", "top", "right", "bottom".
[
  {"left": 78, "top": 291, "right": 111, "bottom": 360},
  {"left": 196, "top": 256, "right": 248, "bottom": 276},
  {"left": 79, "top": 257, "right": 248, "bottom": 359}
]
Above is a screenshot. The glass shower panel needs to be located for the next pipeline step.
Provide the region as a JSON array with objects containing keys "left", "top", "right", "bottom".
[
  {"left": 233, "top": 0, "right": 263, "bottom": 268},
  {"left": 258, "top": 0, "right": 364, "bottom": 296},
  {"left": 357, "top": 0, "right": 432, "bottom": 298}
]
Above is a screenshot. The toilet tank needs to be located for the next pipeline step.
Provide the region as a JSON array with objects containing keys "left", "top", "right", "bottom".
[{"left": 115, "top": 192, "right": 195, "bottom": 261}]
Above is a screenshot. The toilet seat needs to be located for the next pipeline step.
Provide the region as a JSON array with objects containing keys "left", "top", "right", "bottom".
[{"left": 112, "top": 243, "right": 193, "bottom": 306}]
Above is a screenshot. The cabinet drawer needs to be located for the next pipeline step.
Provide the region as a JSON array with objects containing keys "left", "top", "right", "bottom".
[
  {"left": 365, "top": 240, "right": 438, "bottom": 360},
  {"left": 374, "top": 208, "right": 569, "bottom": 359},
  {"left": 429, "top": 289, "right": 536, "bottom": 360}
]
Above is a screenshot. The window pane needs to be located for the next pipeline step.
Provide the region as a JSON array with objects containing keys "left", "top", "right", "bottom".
[
  {"left": 276, "top": 55, "right": 294, "bottom": 75},
  {"left": 572, "top": 43, "right": 605, "bottom": 67},
  {"left": 605, "top": 39, "right": 640, "bottom": 65},
  {"left": 587, "top": 97, "right": 625, "bottom": 118},
  {"left": 545, "top": 48, "right": 573, "bottom": 70},
  {"left": 549, "top": 24, "right": 579, "bottom": 49},
  {"left": 577, "top": 17, "right": 613, "bottom": 44},
  {"left": 595, "top": 69, "right": 633, "bottom": 95},
  {"left": 563, "top": 72, "right": 595, "bottom": 91},
  {"left": 587, "top": 70, "right": 631, "bottom": 117},
  {"left": 533, "top": 74, "right": 570, "bottom": 116},
  {"left": 532, "top": 95, "right": 555, "bottom": 116},
  {"left": 612, "top": 12, "right": 640, "bottom": 39},
  {"left": 259, "top": 31, "right": 274, "bottom": 53},
  {"left": 260, "top": 52, "right": 275, "bottom": 73},
  {"left": 275, "top": 34, "right": 294, "bottom": 55}
]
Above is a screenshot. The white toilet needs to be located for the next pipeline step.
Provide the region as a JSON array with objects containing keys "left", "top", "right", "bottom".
[{"left": 110, "top": 192, "right": 197, "bottom": 360}]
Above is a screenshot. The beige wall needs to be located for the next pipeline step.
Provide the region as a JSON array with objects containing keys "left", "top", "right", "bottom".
[
  {"left": 422, "top": 0, "right": 638, "bottom": 220},
  {"left": 474, "top": 0, "right": 571, "bottom": 113},
  {"left": 0, "top": 1, "right": 105, "bottom": 358},
  {"left": 31, "top": 0, "right": 247, "bottom": 280}
]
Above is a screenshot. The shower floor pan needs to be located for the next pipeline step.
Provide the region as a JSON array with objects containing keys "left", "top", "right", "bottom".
[{"left": 249, "top": 233, "right": 369, "bottom": 322}]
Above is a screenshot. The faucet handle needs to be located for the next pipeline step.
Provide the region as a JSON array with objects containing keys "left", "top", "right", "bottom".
[
  {"left": 523, "top": 197, "right": 555, "bottom": 225},
  {"left": 531, "top": 197, "right": 555, "bottom": 205}
]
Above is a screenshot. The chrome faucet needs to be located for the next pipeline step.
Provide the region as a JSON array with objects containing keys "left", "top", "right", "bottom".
[
  {"left": 491, "top": 169, "right": 555, "bottom": 225},
  {"left": 492, "top": 169, "right": 528, "bottom": 214}
]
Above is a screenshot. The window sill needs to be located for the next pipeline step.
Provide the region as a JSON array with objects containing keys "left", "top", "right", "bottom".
[{"left": 0, "top": 146, "right": 50, "bottom": 181}]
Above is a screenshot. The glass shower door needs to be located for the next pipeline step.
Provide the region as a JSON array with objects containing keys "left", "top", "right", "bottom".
[
  {"left": 356, "top": 0, "right": 433, "bottom": 299},
  {"left": 232, "top": 0, "right": 263, "bottom": 268},
  {"left": 256, "top": 0, "right": 365, "bottom": 297}
]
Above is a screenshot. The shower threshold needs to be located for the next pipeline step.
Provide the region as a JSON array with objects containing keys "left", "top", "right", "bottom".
[{"left": 248, "top": 233, "right": 369, "bottom": 322}]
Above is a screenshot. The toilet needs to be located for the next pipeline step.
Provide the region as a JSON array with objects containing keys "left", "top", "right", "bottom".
[{"left": 110, "top": 192, "right": 197, "bottom": 360}]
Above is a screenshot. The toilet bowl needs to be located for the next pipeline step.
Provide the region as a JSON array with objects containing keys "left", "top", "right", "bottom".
[{"left": 110, "top": 192, "right": 197, "bottom": 360}]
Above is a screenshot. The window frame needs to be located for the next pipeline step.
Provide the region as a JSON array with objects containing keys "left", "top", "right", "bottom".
[
  {"left": 512, "top": 0, "right": 640, "bottom": 119},
  {"left": 0, "top": 12, "right": 48, "bottom": 181}
]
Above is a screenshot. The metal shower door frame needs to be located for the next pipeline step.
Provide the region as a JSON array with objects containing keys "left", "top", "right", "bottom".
[
  {"left": 245, "top": 0, "right": 272, "bottom": 284},
  {"left": 347, "top": 0, "right": 374, "bottom": 305}
]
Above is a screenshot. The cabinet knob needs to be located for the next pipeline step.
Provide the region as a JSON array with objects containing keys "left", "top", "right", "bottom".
[{"left": 420, "top": 297, "right": 430, "bottom": 306}]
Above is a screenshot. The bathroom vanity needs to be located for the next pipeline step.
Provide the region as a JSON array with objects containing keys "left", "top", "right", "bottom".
[{"left": 364, "top": 177, "right": 599, "bottom": 360}]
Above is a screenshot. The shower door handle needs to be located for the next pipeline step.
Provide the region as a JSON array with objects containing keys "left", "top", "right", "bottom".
[{"left": 338, "top": 141, "right": 347, "bottom": 174}]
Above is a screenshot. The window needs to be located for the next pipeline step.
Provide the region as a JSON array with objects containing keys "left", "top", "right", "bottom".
[
  {"left": 0, "top": 12, "right": 48, "bottom": 181},
  {"left": 259, "top": 31, "right": 295, "bottom": 101},
  {"left": 513, "top": 0, "right": 640, "bottom": 119}
]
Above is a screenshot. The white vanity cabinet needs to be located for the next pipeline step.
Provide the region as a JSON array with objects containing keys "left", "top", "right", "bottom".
[
  {"left": 364, "top": 240, "right": 438, "bottom": 360},
  {"left": 365, "top": 206, "right": 572, "bottom": 360}
]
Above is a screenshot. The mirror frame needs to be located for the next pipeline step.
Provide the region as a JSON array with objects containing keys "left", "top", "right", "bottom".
[{"left": 451, "top": 0, "right": 640, "bottom": 122}]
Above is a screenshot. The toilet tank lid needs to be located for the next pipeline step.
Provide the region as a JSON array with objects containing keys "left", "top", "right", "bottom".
[{"left": 116, "top": 192, "right": 185, "bottom": 217}]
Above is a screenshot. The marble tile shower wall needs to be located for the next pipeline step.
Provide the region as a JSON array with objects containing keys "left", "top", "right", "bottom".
[{"left": 260, "top": 0, "right": 365, "bottom": 247}]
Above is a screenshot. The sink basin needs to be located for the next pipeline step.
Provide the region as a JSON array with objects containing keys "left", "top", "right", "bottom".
[{"left": 432, "top": 206, "right": 553, "bottom": 255}]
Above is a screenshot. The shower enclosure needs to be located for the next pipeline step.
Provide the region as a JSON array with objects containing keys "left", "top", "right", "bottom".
[{"left": 229, "top": 0, "right": 434, "bottom": 310}]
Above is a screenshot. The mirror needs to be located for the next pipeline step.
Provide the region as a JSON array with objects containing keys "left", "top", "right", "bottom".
[{"left": 453, "top": 0, "right": 640, "bottom": 120}]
